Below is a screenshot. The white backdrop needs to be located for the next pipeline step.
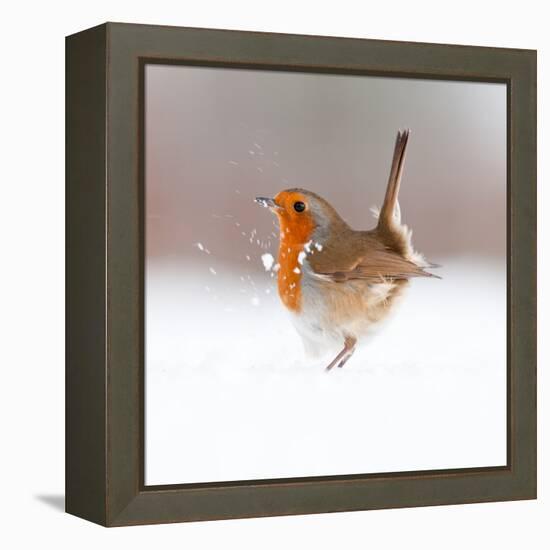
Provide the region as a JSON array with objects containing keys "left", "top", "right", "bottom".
[{"left": 0, "top": 1, "right": 547, "bottom": 548}]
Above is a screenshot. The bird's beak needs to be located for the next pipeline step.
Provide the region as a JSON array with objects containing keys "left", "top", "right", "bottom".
[{"left": 255, "top": 197, "right": 280, "bottom": 210}]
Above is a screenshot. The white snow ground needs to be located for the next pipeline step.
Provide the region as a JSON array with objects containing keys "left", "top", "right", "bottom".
[{"left": 145, "top": 257, "right": 507, "bottom": 485}]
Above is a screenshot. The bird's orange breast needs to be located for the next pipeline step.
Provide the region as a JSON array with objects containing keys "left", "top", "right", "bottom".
[
  {"left": 276, "top": 213, "right": 315, "bottom": 313},
  {"left": 277, "top": 245, "right": 304, "bottom": 312}
]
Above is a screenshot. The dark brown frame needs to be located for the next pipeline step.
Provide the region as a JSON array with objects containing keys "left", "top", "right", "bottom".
[{"left": 66, "top": 22, "right": 537, "bottom": 527}]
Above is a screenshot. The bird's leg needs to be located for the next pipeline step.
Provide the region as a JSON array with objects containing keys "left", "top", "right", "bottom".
[
  {"left": 337, "top": 336, "right": 357, "bottom": 369},
  {"left": 325, "top": 336, "right": 357, "bottom": 372}
]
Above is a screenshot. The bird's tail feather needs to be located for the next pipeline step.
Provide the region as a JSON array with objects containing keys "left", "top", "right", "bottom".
[
  {"left": 374, "top": 128, "right": 440, "bottom": 276},
  {"left": 378, "top": 129, "right": 410, "bottom": 232}
]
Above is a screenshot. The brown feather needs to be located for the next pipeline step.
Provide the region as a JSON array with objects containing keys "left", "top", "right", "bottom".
[
  {"left": 376, "top": 129, "right": 411, "bottom": 256},
  {"left": 308, "top": 227, "right": 437, "bottom": 282},
  {"left": 378, "top": 129, "right": 409, "bottom": 229}
]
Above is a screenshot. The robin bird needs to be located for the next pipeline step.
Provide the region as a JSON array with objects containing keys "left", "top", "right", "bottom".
[{"left": 255, "top": 129, "right": 439, "bottom": 371}]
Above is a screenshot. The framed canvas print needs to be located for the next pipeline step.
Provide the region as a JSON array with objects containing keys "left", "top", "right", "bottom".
[{"left": 66, "top": 22, "right": 536, "bottom": 526}]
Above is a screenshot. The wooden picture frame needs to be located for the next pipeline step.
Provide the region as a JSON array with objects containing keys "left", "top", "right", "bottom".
[{"left": 66, "top": 22, "right": 536, "bottom": 526}]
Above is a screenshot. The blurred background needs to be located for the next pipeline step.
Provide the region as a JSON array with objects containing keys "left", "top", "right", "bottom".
[{"left": 144, "top": 64, "right": 507, "bottom": 485}]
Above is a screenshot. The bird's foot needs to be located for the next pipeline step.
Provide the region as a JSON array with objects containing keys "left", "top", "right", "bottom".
[{"left": 337, "top": 353, "right": 353, "bottom": 369}]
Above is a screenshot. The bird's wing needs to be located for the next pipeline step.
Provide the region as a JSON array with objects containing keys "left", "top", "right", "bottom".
[{"left": 308, "top": 231, "right": 438, "bottom": 283}]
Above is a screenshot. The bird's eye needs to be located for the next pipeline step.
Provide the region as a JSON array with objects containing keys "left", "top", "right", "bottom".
[{"left": 293, "top": 201, "right": 306, "bottom": 213}]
